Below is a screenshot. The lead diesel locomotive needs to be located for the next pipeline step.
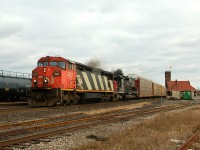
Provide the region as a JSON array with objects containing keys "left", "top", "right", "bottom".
[
  {"left": 28, "top": 56, "right": 117, "bottom": 107},
  {"left": 27, "top": 56, "right": 165, "bottom": 107}
]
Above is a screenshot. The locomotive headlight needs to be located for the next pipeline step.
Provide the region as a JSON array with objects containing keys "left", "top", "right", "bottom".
[
  {"left": 44, "top": 79, "right": 48, "bottom": 83},
  {"left": 33, "top": 79, "right": 37, "bottom": 87}
]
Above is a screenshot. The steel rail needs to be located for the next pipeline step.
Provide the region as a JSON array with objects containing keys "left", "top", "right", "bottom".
[
  {"left": 0, "top": 112, "right": 83, "bottom": 130},
  {"left": 0, "top": 104, "right": 178, "bottom": 129},
  {"left": 0, "top": 105, "right": 175, "bottom": 137},
  {"left": 0, "top": 104, "right": 189, "bottom": 138},
  {"left": 178, "top": 130, "right": 200, "bottom": 150},
  {"left": 0, "top": 104, "right": 190, "bottom": 148},
  {"left": 0, "top": 104, "right": 174, "bottom": 130},
  {"left": 0, "top": 99, "right": 150, "bottom": 113},
  {"left": 0, "top": 106, "right": 61, "bottom": 113},
  {"left": 0, "top": 104, "right": 74, "bottom": 113}
]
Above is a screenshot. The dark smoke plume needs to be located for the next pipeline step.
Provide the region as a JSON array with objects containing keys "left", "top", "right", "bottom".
[
  {"left": 113, "top": 69, "right": 124, "bottom": 76},
  {"left": 86, "top": 59, "right": 101, "bottom": 68}
]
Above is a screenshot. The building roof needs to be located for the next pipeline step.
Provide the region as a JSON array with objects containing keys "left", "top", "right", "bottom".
[{"left": 167, "top": 80, "right": 196, "bottom": 91}]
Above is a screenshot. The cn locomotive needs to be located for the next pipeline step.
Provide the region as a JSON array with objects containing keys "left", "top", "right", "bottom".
[
  {"left": 0, "top": 70, "right": 31, "bottom": 101},
  {"left": 27, "top": 56, "right": 166, "bottom": 107}
]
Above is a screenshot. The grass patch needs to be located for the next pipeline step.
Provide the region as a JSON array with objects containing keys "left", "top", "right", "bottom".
[{"left": 74, "top": 106, "right": 200, "bottom": 150}]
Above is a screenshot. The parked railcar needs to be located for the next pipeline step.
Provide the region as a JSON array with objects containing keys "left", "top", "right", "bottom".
[
  {"left": 27, "top": 56, "right": 114, "bottom": 107},
  {"left": 0, "top": 70, "right": 31, "bottom": 101}
]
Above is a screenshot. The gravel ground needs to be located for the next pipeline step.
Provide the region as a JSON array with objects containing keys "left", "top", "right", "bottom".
[
  {"left": 26, "top": 104, "right": 200, "bottom": 150},
  {"left": 0, "top": 99, "right": 157, "bottom": 124},
  {"left": 1, "top": 98, "right": 200, "bottom": 150},
  {"left": 25, "top": 118, "right": 144, "bottom": 150}
]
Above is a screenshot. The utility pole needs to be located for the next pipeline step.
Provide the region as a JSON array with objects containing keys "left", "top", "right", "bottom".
[{"left": 160, "top": 86, "right": 163, "bottom": 105}]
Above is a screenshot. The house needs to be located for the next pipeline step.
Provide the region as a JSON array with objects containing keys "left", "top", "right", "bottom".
[
  {"left": 165, "top": 71, "right": 197, "bottom": 100},
  {"left": 166, "top": 80, "right": 196, "bottom": 99}
]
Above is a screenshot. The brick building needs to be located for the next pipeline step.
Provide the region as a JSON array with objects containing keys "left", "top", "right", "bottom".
[{"left": 165, "top": 71, "right": 197, "bottom": 99}]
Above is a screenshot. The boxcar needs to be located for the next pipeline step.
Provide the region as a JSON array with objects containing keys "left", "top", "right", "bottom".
[{"left": 135, "top": 77, "right": 153, "bottom": 98}]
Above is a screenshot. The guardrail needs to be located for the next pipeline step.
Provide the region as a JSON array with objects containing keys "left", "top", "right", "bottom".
[{"left": 0, "top": 70, "right": 31, "bottom": 78}]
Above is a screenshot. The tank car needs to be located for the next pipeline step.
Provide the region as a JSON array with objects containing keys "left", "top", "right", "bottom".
[
  {"left": 0, "top": 70, "right": 31, "bottom": 101},
  {"left": 27, "top": 56, "right": 114, "bottom": 107}
]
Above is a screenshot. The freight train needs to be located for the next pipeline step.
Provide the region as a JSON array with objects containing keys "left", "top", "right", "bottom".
[
  {"left": 0, "top": 70, "right": 31, "bottom": 101},
  {"left": 27, "top": 56, "right": 166, "bottom": 107}
]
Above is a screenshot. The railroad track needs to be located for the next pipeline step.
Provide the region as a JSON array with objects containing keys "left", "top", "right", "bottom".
[
  {"left": 0, "top": 102, "right": 28, "bottom": 112},
  {"left": 0, "top": 103, "right": 194, "bottom": 149},
  {"left": 0, "top": 103, "right": 73, "bottom": 113},
  {"left": 178, "top": 130, "right": 200, "bottom": 150},
  {"left": 0, "top": 102, "right": 27, "bottom": 106},
  {"left": 0, "top": 98, "right": 156, "bottom": 113},
  {"left": 0, "top": 106, "right": 51, "bottom": 113}
]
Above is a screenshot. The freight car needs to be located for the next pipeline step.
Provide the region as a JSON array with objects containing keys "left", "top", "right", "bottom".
[
  {"left": 132, "top": 74, "right": 166, "bottom": 98},
  {"left": 27, "top": 56, "right": 166, "bottom": 107},
  {"left": 0, "top": 70, "right": 31, "bottom": 101}
]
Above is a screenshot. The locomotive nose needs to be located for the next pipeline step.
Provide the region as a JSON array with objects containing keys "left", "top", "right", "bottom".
[
  {"left": 32, "top": 66, "right": 53, "bottom": 88},
  {"left": 33, "top": 76, "right": 51, "bottom": 88}
]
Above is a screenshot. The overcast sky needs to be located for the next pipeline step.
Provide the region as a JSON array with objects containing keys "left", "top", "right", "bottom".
[{"left": 0, "top": 0, "right": 200, "bottom": 88}]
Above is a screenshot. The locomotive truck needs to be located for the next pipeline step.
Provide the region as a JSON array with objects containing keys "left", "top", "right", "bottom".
[{"left": 27, "top": 56, "right": 166, "bottom": 107}]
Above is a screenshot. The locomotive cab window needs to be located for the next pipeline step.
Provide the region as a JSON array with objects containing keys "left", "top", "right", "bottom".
[
  {"left": 38, "top": 61, "right": 48, "bottom": 66},
  {"left": 58, "top": 62, "right": 66, "bottom": 69},
  {"left": 68, "top": 62, "right": 73, "bottom": 70},
  {"left": 68, "top": 62, "right": 75, "bottom": 70},
  {"left": 50, "top": 61, "right": 57, "bottom": 66},
  {"left": 44, "top": 62, "right": 48, "bottom": 66},
  {"left": 38, "top": 62, "right": 43, "bottom": 66}
]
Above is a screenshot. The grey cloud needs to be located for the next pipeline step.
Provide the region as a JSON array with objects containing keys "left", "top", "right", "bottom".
[
  {"left": 175, "top": 38, "right": 200, "bottom": 48},
  {"left": 0, "top": 18, "right": 24, "bottom": 39},
  {"left": 0, "top": 0, "right": 200, "bottom": 88}
]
